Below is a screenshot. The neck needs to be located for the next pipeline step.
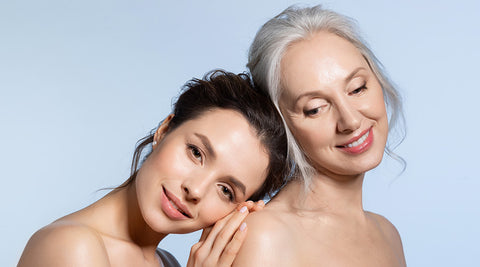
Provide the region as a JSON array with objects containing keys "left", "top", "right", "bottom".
[
  {"left": 278, "top": 171, "right": 365, "bottom": 216},
  {"left": 98, "top": 183, "right": 167, "bottom": 251}
]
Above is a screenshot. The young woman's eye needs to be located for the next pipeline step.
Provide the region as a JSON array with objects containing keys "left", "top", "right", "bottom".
[
  {"left": 219, "top": 185, "right": 235, "bottom": 202},
  {"left": 188, "top": 144, "right": 203, "bottom": 162},
  {"left": 350, "top": 83, "right": 367, "bottom": 95}
]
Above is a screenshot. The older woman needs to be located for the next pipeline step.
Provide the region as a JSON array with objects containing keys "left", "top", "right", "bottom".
[{"left": 234, "top": 5, "right": 406, "bottom": 266}]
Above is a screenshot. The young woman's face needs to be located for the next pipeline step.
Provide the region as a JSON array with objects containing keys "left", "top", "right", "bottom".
[
  {"left": 279, "top": 31, "right": 388, "bottom": 177},
  {"left": 135, "top": 109, "right": 269, "bottom": 234}
]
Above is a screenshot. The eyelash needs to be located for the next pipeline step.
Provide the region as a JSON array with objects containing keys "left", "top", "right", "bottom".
[
  {"left": 350, "top": 83, "right": 367, "bottom": 95},
  {"left": 304, "top": 108, "right": 320, "bottom": 116},
  {"left": 304, "top": 103, "right": 328, "bottom": 117},
  {"left": 219, "top": 184, "right": 235, "bottom": 202},
  {"left": 187, "top": 144, "right": 236, "bottom": 202},
  {"left": 187, "top": 144, "right": 203, "bottom": 163},
  {"left": 304, "top": 83, "right": 366, "bottom": 117}
]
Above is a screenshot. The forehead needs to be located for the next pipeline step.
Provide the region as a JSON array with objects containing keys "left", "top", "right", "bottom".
[
  {"left": 280, "top": 31, "right": 369, "bottom": 97},
  {"left": 173, "top": 108, "right": 269, "bottom": 195}
]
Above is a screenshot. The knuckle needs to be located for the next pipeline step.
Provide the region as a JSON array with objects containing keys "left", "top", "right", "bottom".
[
  {"left": 194, "top": 247, "right": 207, "bottom": 260},
  {"left": 204, "top": 258, "right": 216, "bottom": 266},
  {"left": 223, "top": 246, "right": 238, "bottom": 257},
  {"left": 190, "top": 242, "right": 201, "bottom": 254},
  {"left": 218, "top": 230, "right": 232, "bottom": 241},
  {"left": 211, "top": 220, "right": 225, "bottom": 232}
]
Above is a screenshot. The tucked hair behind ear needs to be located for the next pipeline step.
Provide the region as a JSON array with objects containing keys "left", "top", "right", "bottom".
[{"left": 119, "top": 70, "right": 289, "bottom": 201}]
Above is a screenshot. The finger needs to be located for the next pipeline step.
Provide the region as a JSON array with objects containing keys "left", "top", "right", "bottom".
[
  {"left": 217, "top": 222, "right": 248, "bottom": 267},
  {"left": 199, "top": 226, "right": 213, "bottom": 242},
  {"left": 190, "top": 210, "right": 240, "bottom": 266},
  {"left": 198, "top": 211, "right": 237, "bottom": 251},
  {"left": 238, "top": 201, "right": 255, "bottom": 211},
  {"left": 187, "top": 241, "right": 203, "bottom": 267},
  {"left": 251, "top": 199, "right": 265, "bottom": 212},
  {"left": 208, "top": 206, "right": 249, "bottom": 261}
]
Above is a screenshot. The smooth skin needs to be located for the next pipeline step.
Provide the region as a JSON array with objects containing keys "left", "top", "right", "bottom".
[
  {"left": 19, "top": 109, "right": 269, "bottom": 267},
  {"left": 233, "top": 31, "right": 406, "bottom": 267}
]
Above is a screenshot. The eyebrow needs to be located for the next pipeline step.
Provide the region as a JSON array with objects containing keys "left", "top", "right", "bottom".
[
  {"left": 293, "top": 67, "right": 367, "bottom": 103},
  {"left": 344, "top": 67, "right": 366, "bottom": 83},
  {"left": 227, "top": 176, "right": 246, "bottom": 197},
  {"left": 194, "top": 133, "right": 216, "bottom": 159}
]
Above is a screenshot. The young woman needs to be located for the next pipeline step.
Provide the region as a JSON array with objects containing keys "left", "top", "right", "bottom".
[
  {"left": 234, "top": 5, "right": 407, "bottom": 266},
  {"left": 18, "top": 70, "right": 289, "bottom": 267}
]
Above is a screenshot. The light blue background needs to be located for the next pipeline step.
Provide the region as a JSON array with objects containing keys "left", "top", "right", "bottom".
[{"left": 1, "top": 1, "right": 479, "bottom": 266}]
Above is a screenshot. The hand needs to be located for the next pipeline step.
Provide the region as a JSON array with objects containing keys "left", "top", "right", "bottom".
[
  {"left": 187, "top": 200, "right": 264, "bottom": 267},
  {"left": 241, "top": 200, "right": 265, "bottom": 213}
]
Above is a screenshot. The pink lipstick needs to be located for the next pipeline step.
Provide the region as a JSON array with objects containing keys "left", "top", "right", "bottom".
[
  {"left": 161, "top": 187, "right": 192, "bottom": 220},
  {"left": 338, "top": 127, "right": 373, "bottom": 154}
]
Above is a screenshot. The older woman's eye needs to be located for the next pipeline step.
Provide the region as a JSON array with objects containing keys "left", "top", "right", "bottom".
[
  {"left": 188, "top": 144, "right": 202, "bottom": 162},
  {"left": 304, "top": 108, "right": 320, "bottom": 116},
  {"left": 219, "top": 185, "right": 235, "bottom": 202},
  {"left": 350, "top": 83, "right": 367, "bottom": 95},
  {"left": 303, "top": 99, "right": 328, "bottom": 117}
]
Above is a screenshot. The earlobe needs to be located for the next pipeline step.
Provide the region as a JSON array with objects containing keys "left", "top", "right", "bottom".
[{"left": 153, "top": 114, "right": 175, "bottom": 149}]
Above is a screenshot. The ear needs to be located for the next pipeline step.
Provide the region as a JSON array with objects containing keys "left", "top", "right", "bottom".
[{"left": 152, "top": 114, "right": 174, "bottom": 149}]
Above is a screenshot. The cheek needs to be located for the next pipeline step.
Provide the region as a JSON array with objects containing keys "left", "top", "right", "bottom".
[
  {"left": 289, "top": 118, "right": 333, "bottom": 150},
  {"left": 361, "top": 91, "right": 388, "bottom": 127},
  {"left": 150, "top": 146, "right": 191, "bottom": 178},
  {"left": 370, "top": 88, "right": 388, "bottom": 119},
  {"left": 135, "top": 158, "right": 158, "bottom": 194},
  {"left": 198, "top": 199, "right": 234, "bottom": 226},
  {"left": 365, "top": 97, "right": 389, "bottom": 145},
  {"left": 135, "top": 149, "right": 190, "bottom": 205},
  {"left": 372, "top": 100, "right": 388, "bottom": 132}
]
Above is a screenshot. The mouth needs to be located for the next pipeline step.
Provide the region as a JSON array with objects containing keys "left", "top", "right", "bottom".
[
  {"left": 337, "top": 127, "right": 373, "bottom": 154},
  {"left": 163, "top": 187, "right": 192, "bottom": 219},
  {"left": 340, "top": 129, "right": 370, "bottom": 148}
]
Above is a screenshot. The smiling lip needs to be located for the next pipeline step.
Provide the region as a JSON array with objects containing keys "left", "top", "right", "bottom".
[
  {"left": 161, "top": 187, "right": 192, "bottom": 220},
  {"left": 337, "top": 127, "right": 373, "bottom": 154}
]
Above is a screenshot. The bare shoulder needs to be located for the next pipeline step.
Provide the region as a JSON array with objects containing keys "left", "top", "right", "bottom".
[
  {"left": 233, "top": 209, "right": 295, "bottom": 266},
  {"left": 18, "top": 220, "right": 110, "bottom": 267},
  {"left": 367, "top": 212, "right": 402, "bottom": 243},
  {"left": 367, "top": 211, "right": 406, "bottom": 264}
]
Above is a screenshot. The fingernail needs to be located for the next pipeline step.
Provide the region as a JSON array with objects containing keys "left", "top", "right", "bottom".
[
  {"left": 240, "top": 206, "right": 248, "bottom": 213},
  {"left": 239, "top": 222, "right": 247, "bottom": 231}
]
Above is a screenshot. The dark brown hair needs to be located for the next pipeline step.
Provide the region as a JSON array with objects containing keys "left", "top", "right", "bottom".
[{"left": 119, "top": 70, "right": 289, "bottom": 201}]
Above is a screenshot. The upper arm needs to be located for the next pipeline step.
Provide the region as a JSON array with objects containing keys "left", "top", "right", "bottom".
[
  {"left": 18, "top": 223, "right": 110, "bottom": 267},
  {"left": 232, "top": 212, "right": 292, "bottom": 267}
]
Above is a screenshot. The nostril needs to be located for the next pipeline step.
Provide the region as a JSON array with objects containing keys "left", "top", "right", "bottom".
[{"left": 182, "top": 184, "right": 200, "bottom": 203}]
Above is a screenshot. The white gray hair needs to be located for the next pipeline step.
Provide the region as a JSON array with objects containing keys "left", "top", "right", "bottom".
[{"left": 247, "top": 5, "right": 405, "bottom": 189}]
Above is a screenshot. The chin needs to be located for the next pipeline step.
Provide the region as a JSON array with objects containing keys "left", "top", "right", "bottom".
[
  {"left": 312, "top": 151, "right": 385, "bottom": 177},
  {"left": 148, "top": 219, "right": 197, "bottom": 235},
  {"left": 349, "top": 151, "right": 385, "bottom": 174},
  {"left": 170, "top": 227, "right": 197, "bottom": 234}
]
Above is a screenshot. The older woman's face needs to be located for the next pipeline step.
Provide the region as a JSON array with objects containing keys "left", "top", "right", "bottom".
[{"left": 279, "top": 31, "right": 388, "bottom": 177}]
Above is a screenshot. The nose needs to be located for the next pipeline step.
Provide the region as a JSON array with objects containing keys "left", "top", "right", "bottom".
[
  {"left": 336, "top": 100, "right": 362, "bottom": 134},
  {"left": 181, "top": 174, "right": 211, "bottom": 204}
]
